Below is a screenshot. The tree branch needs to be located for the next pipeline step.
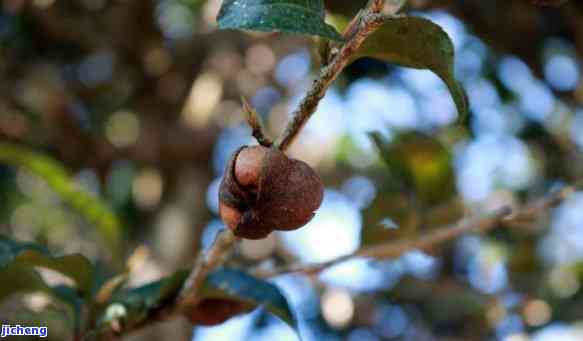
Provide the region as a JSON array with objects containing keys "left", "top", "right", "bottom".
[
  {"left": 178, "top": 230, "right": 239, "bottom": 310},
  {"left": 90, "top": 230, "right": 238, "bottom": 340},
  {"left": 94, "top": 185, "right": 576, "bottom": 340},
  {"left": 85, "top": 0, "right": 579, "bottom": 337},
  {"left": 174, "top": 0, "right": 393, "bottom": 319},
  {"left": 98, "top": 7, "right": 392, "bottom": 338},
  {"left": 274, "top": 8, "right": 387, "bottom": 151},
  {"left": 254, "top": 186, "right": 575, "bottom": 278},
  {"left": 175, "top": 4, "right": 394, "bottom": 314}
]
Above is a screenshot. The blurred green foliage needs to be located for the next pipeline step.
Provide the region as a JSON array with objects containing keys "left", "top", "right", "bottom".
[
  {"left": 0, "top": 143, "right": 122, "bottom": 255},
  {"left": 1, "top": 0, "right": 583, "bottom": 340}
]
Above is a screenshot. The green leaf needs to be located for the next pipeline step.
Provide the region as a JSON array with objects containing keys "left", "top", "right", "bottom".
[
  {"left": 200, "top": 268, "right": 297, "bottom": 330},
  {"left": 0, "top": 143, "right": 122, "bottom": 253},
  {"left": 122, "top": 270, "right": 188, "bottom": 313},
  {"left": 0, "top": 263, "right": 51, "bottom": 303},
  {"left": 354, "top": 16, "right": 468, "bottom": 119},
  {"left": 369, "top": 131, "right": 456, "bottom": 206},
  {"left": 369, "top": 132, "right": 415, "bottom": 190},
  {"left": 98, "top": 271, "right": 189, "bottom": 329},
  {"left": 100, "top": 268, "right": 297, "bottom": 332},
  {"left": 0, "top": 235, "right": 94, "bottom": 294},
  {"left": 0, "top": 264, "right": 84, "bottom": 326},
  {"left": 218, "top": 0, "right": 343, "bottom": 41}
]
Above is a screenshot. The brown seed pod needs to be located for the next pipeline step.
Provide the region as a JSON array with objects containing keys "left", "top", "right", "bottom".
[
  {"left": 186, "top": 298, "right": 254, "bottom": 326},
  {"left": 219, "top": 145, "right": 324, "bottom": 239}
]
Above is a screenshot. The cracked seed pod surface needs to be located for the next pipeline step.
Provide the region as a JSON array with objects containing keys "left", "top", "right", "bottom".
[{"left": 219, "top": 145, "right": 324, "bottom": 239}]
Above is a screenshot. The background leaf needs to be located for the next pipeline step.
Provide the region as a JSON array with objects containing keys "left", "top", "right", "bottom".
[
  {"left": 369, "top": 131, "right": 456, "bottom": 206},
  {"left": 362, "top": 132, "right": 461, "bottom": 245},
  {"left": 0, "top": 263, "right": 51, "bottom": 303},
  {"left": 0, "top": 264, "right": 84, "bottom": 330},
  {"left": 0, "top": 143, "right": 122, "bottom": 253},
  {"left": 218, "top": 0, "right": 343, "bottom": 41},
  {"left": 354, "top": 16, "right": 468, "bottom": 118},
  {"left": 0, "top": 235, "right": 94, "bottom": 294}
]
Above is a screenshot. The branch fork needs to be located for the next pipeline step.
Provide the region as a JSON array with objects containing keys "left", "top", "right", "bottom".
[
  {"left": 105, "top": 0, "right": 577, "bottom": 336},
  {"left": 166, "top": 6, "right": 390, "bottom": 334},
  {"left": 178, "top": 0, "right": 399, "bottom": 324}
]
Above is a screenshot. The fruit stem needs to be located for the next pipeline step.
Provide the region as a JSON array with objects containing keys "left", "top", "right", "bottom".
[{"left": 242, "top": 97, "right": 273, "bottom": 147}]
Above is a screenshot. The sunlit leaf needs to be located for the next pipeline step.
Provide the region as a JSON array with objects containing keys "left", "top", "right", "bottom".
[
  {"left": 0, "top": 235, "right": 94, "bottom": 294},
  {"left": 354, "top": 16, "right": 468, "bottom": 118},
  {"left": 325, "top": 13, "right": 350, "bottom": 33},
  {"left": 0, "top": 143, "right": 122, "bottom": 253},
  {"left": 362, "top": 192, "right": 419, "bottom": 245},
  {"left": 369, "top": 131, "right": 456, "bottom": 206},
  {"left": 218, "top": 0, "right": 343, "bottom": 41},
  {"left": 362, "top": 132, "right": 459, "bottom": 245}
]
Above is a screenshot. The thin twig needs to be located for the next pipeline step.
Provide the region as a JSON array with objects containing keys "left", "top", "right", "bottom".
[
  {"left": 92, "top": 186, "right": 576, "bottom": 340},
  {"left": 178, "top": 230, "right": 239, "bottom": 310},
  {"left": 241, "top": 97, "right": 273, "bottom": 147},
  {"left": 102, "top": 3, "right": 392, "bottom": 338},
  {"left": 274, "top": 10, "right": 387, "bottom": 151},
  {"left": 254, "top": 186, "right": 575, "bottom": 278},
  {"left": 86, "top": 0, "right": 578, "bottom": 337}
]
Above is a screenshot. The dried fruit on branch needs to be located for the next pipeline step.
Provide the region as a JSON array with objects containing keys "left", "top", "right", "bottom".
[{"left": 219, "top": 146, "right": 324, "bottom": 239}]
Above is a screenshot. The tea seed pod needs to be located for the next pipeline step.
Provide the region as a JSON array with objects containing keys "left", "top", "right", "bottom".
[{"left": 219, "top": 146, "right": 324, "bottom": 239}]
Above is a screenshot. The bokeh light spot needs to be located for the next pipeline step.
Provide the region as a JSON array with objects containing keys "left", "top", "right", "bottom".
[
  {"left": 321, "top": 288, "right": 354, "bottom": 328},
  {"left": 106, "top": 111, "right": 141, "bottom": 148}
]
